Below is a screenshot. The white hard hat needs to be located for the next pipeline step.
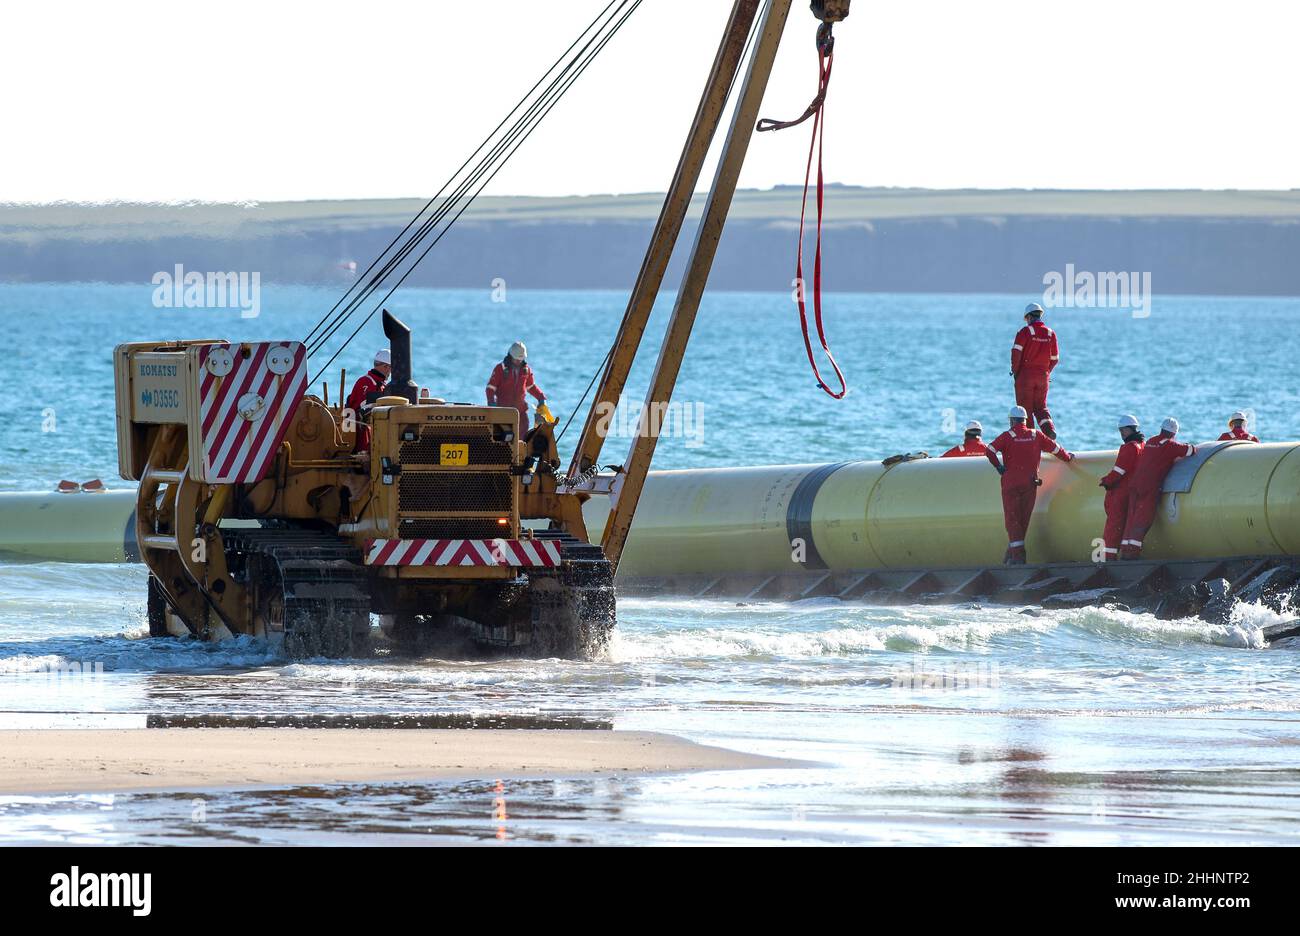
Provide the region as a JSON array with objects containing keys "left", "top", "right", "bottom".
[
  {"left": 1229, "top": 411, "right": 1247, "bottom": 423},
  {"left": 1009, "top": 405, "right": 1028, "bottom": 421},
  {"left": 964, "top": 420, "right": 983, "bottom": 433},
  {"left": 1118, "top": 414, "right": 1140, "bottom": 430},
  {"left": 508, "top": 341, "right": 527, "bottom": 362},
  {"left": 1024, "top": 302, "right": 1045, "bottom": 316},
  {"left": 1161, "top": 417, "right": 1180, "bottom": 435},
  {"left": 374, "top": 348, "right": 391, "bottom": 366}
]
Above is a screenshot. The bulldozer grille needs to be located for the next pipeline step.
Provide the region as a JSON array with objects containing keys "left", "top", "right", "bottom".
[
  {"left": 400, "top": 433, "right": 512, "bottom": 466},
  {"left": 391, "top": 419, "right": 518, "bottom": 539},
  {"left": 399, "top": 518, "right": 512, "bottom": 539},
  {"left": 398, "top": 471, "right": 513, "bottom": 514}
]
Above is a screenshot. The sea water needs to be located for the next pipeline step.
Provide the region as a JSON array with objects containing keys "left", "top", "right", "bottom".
[{"left": 0, "top": 283, "right": 1297, "bottom": 845}]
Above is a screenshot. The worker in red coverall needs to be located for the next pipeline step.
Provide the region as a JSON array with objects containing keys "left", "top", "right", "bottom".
[
  {"left": 1218, "top": 411, "right": 1260, "bottom": 443},
  {"left": 1097, "top": 414, "right": 1146, "bottom": 561},
  {"left": 486, "top": 341, "right": 547, "bottom": 434},
  {"left": 1119, "top": 417, "right": 1195, "bottom": 559},
  {"left": 941, "top": 420, "right": 989, "bottom": 458},
  {"left": 346, "top": 348, "right": 391, "bottom": 452},
  {"left": 1010, "top": 302, "right": 1060, "bottom": 438},
  {"left": 986, "top": 405, "right": 1074, "bottom": 565}
]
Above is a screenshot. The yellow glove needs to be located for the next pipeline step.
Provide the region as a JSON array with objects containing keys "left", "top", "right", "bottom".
[{"left": 536, "top": 401, "right": 557, "bottom": 425}]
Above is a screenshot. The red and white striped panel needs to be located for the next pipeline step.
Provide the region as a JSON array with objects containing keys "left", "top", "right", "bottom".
[
  {"left": 365, "top": 538, "right": 564, "bottom": 568},
  {"left": 197, "top": 341, "right": 307, "bottom": 484}
]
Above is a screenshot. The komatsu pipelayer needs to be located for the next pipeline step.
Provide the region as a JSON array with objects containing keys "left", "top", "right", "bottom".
[{"left": 113, "top": 0, "right": 847, "bottom": 657}]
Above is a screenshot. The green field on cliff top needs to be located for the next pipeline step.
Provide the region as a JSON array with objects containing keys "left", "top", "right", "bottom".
[{"left": 5, "top": 187, "right": 1300, "bottom": 242}]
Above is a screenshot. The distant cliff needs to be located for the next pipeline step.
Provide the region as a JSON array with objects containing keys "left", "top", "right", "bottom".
[{"left": 3, "top": 187, "right": 1299, "bottom": 295}]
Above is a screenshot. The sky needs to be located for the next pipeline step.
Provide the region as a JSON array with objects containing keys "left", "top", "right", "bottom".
[{"left": 1, "top": 0, "right": 1296, "bottom": 203}]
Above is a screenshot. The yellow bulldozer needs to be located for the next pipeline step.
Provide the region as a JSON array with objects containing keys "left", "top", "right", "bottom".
[
  {"left": 115, "top": 312, "right": 612, "bottom": 657},
  {"left": 112, "top": 0, "right": 848, "bottom": 658}
]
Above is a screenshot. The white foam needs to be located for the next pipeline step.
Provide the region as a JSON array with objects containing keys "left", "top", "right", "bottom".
[
  {"left": 1064, "top": 603, "right": 1267, "bottom": 649},
  {"left": 611, "top": 608, "right": 1057, "bottom": 662},
  {"left": 0, "top": 654, "right": 70, "bottom": 674}
]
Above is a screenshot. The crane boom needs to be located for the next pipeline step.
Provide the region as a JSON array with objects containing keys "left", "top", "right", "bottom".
[
  {"left": 598, "top": 0, "right": 799, "bottom": 569},
  {"left": 567, "top": 0, "right": 762, "bottom": 480}
]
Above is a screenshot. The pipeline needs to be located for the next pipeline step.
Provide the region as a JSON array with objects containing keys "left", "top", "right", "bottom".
[
  {"left": 6, "top": 442, "right": 1300, "bottom": 577},
  {"left": 0, "top": 489, "right": 139, "bottom": 563},
  {"left": 4, "top": 465, "right": 1296, "bottom": 640},
  {"left": 583, "top": 440, "right": 1300, "bottom": 577}
]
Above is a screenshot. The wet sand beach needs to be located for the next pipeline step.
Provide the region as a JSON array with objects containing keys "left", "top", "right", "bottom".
[{"left": 0, "top": 728, "right": 788, "bottom": 795}]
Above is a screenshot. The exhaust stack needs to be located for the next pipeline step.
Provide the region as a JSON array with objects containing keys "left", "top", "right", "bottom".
[{"left": 381, "top": 309, "right": 418, "bottom": 404}]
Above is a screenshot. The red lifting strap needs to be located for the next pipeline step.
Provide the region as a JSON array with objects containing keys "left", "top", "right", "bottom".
[{"left": 758, "top": 26, "right": 846, "bottom": 400}]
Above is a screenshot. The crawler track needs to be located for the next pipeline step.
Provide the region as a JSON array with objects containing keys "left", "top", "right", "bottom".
[
  {"left": 521, "top": 530, "right": 617, "bottom": 657},
  {"left": 224, "top": 527, "right": 372, "bottom": 658}
]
